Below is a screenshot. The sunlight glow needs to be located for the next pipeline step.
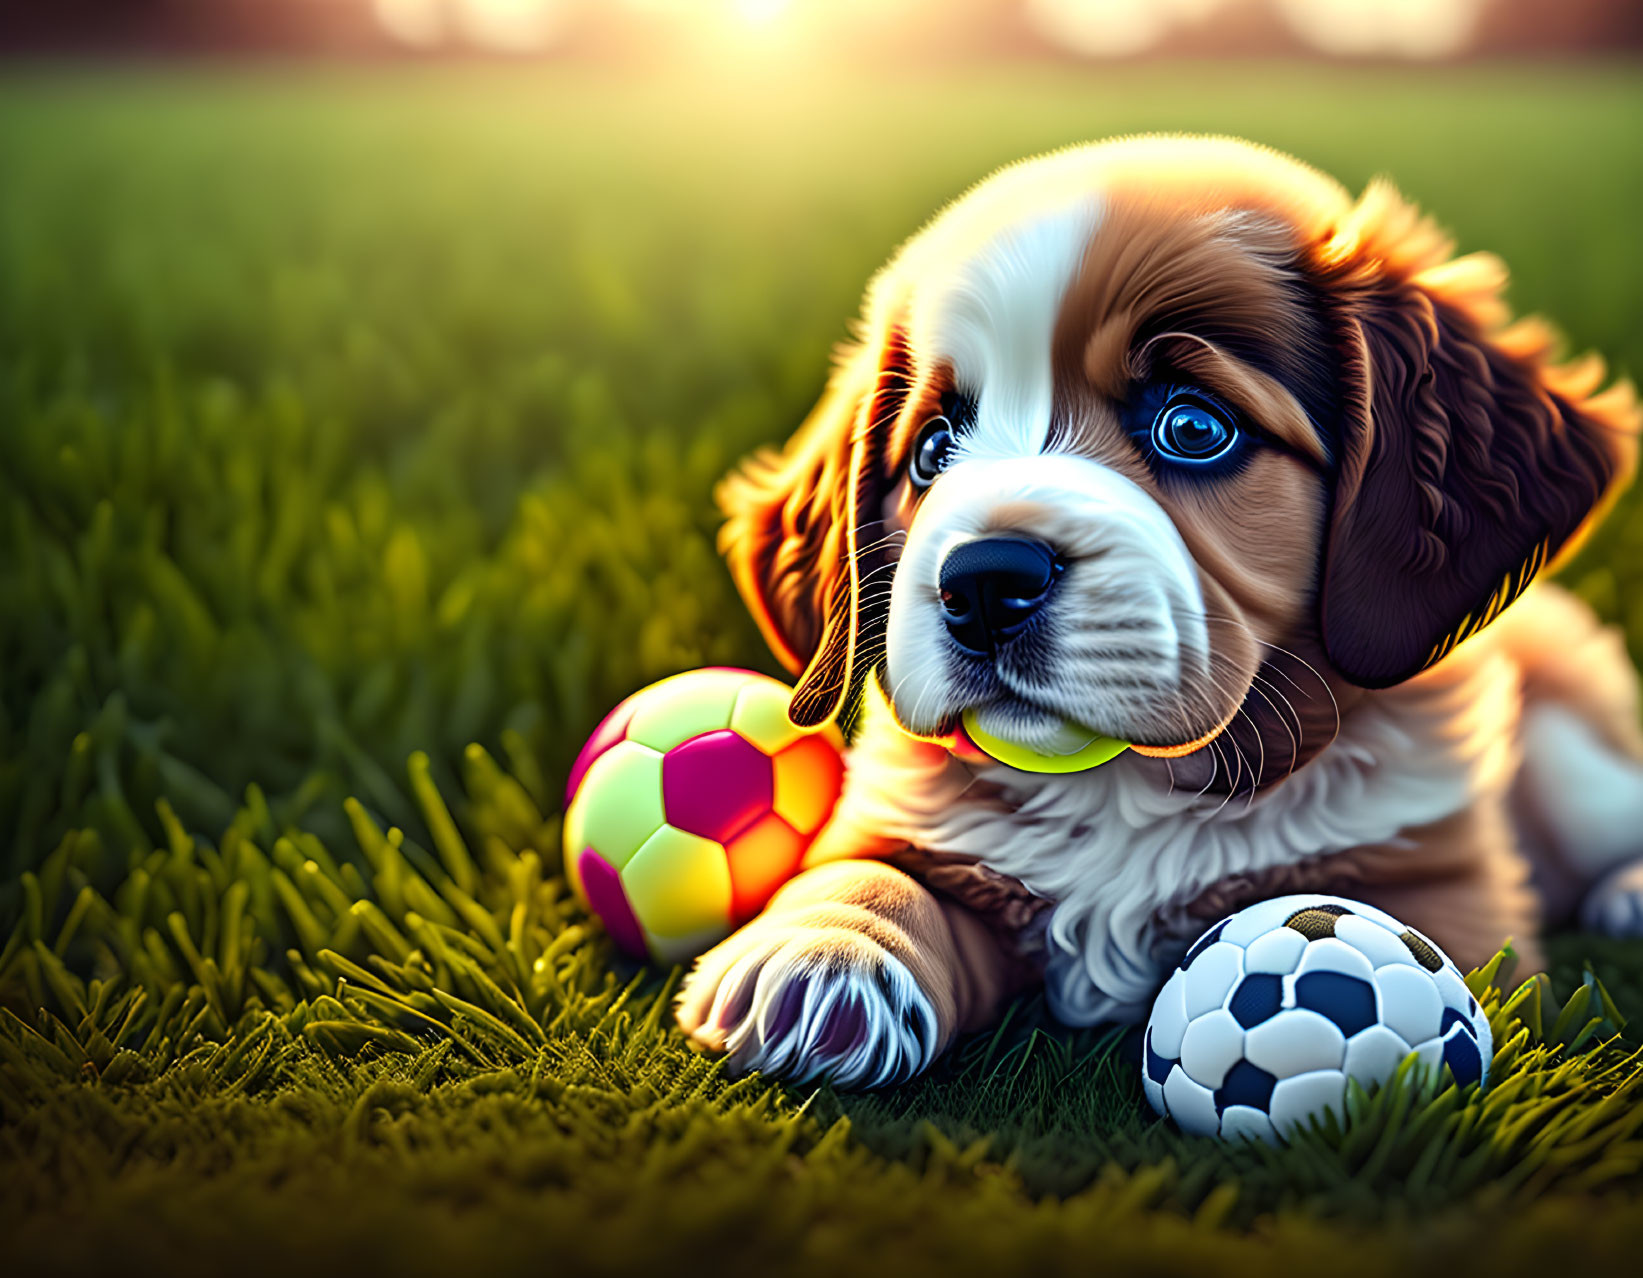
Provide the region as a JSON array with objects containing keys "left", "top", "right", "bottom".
[
  {"left": 616, "top": 0, "right": 900, "bottom": 65},
  {"left": 372, "top": 0, "right": 569, "bottom": 52},
  {"left": 370, "top": 0, "right": 1491, "bottom": 61},
  {"left": 1026, "top": 0, "right": 1228, "bottom": 58},
  {"left": 734, "top": 0, "right": 797, "bottom": 27},
  {"left": 1275, "top": 0, "right": 1486, "bottom": 59},
  {"left": 374, "top": 0, "right": 442, "bottom": 48},
  {"left": 459, "top": 0, "right": 570, "bottom": 52}
]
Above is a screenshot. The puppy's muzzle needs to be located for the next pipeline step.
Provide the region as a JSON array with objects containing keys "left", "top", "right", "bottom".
[{"left": 938, "top": 537, "right": 1062, "bottom": 654}]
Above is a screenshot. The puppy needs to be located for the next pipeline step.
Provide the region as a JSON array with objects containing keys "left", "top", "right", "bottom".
[{"left": 675, "top": 136, "right": 1643, "bottom": 1089}]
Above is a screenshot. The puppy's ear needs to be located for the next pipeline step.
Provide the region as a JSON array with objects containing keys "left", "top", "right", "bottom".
[
  {"left": 718, "top": 326, "right": 911, "bottom": 727},
  {"left": 1316, "top": 184, "right": 1639, "bottom": 688}
]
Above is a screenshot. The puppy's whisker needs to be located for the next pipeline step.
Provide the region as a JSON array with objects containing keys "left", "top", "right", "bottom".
[
  {"left": 1174, "top": 608, "right": 1342, "bottom": 739},
  {"left": 1249, "top": 670, "right": 1304, "bottom": 749},
  {"left": 852, "top": 529, "right": 907, "bottom": 560},
  {"left": 1193, "top": 660, "right": 1257, "bottom": 809}
]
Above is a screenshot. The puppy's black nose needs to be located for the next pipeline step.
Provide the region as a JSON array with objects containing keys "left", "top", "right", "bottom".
[{"left": 938, "top": 538, "right": 1060, "bottom": 654}]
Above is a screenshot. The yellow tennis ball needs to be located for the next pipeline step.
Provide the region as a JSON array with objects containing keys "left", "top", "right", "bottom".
[{"left": 959, "top": 708, "right": 1129, "bottom": 774}]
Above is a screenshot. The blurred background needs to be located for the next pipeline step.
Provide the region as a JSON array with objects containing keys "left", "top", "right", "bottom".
[
  {"left": 2, "top": 11, "right": 1642, "bottom": 1265},
  {"left": 0, "top": 2, "right": 1639, "bottom": 873},
  {"left": 3, "top": 0, "right": 1642, "bottom": 60}
]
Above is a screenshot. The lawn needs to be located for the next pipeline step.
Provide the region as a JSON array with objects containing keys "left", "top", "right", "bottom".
[{"left": 3, "top": 60, "right": 1643, "bottom": 1275}]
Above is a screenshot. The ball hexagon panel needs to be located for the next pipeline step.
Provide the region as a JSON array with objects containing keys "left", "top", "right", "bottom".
[
  {"left": 1399, "top": 929, "right": 1444, "bottom": 972},
  {"left": 1244, "top": 1009, "right": 1346, "bottom": 1077},
  {"left": 1142, "top": 1072, "right": 1166, "bottom": 1118},
  {"left": 772, "top": 734, "right": 845, "bottom": 836},
  {"left": 1228, "top": 973, "right": 1283, "bottom": 1027},
  {"left": 1441, "top": 1024, "right": 1485, "bottom": 1087},
  {"left": 1408, "top": 1033, "right": 1448, "bottom": 1078},
  {"left": 728, "top": 679, "right": 806, "bottom": 755},
  {"left": 1295, "top": 937, "right": 1377, "bottom": 982},
  {"left": 1179, "top": 1008, "right": 1244, "bottom": 1089},
  {"left": 1214, "top": 1059, "right": 1277, "bottom": 1114},
  {"left": 565, "top": 696, "right": 638, "bottom": 808},
  {"left": 1149, "top": 968, "right": 1190, "bottom": 1057},
  {"left": 1332, "top": 913, "right": 1422, "bottom": 971},
  {"left": 1145, "top": 1027, "right": 1176, "bottom": 1086},
  {"left": 1243, "top": 926, "right": 1306, "bottom": 974},
  {"left": 564, "top": 835, "right": 587, "bottom": 909},
  {"left": 1342, "top": 1023, "right": 1412, "bottom": 1085},
  {"left": 1220, "top": 895, "right": 1313, "bottom": 946},
  {"left": 1293, "top": 971, "right": 1378, "bottom": 1038},
  {"left": 563, "top": 739, "right": 666, "bottom": 880},
  {"left": 662, "top": 730, "right": 772, "bottom": 842},
  {"left": 1283, "top": 903, "right": 1352, "bottom": 940},
  {"left": 1182, "top": 941, "right": 1244, "bottom": 1017},
  {"left": 1432, "top": 966, "right": 1475, "bottom": 1015},
  {"left": 1162, "top": 1066, "right": 1220, "bottom": 1137},
  {"left": 625, "top": 668, "right": 750, "bottom": 752},
  {"left": 620, "top": 825, "right": 733, "bottom": 942},
  {"left": 1440, "top": 1005, "right": 1473, "bottom": 1039},
  {"left": 575, "top": 848, "right": 647, "bottom": 959},
  {"left": 724, "top": 812, "right": 806, "bottom": 925},
  {"left": 1372, "top": 963, "right": 1446, "bottom": 1047},
  {"left": 1219, "top": 1104, "right": 1278, "bottom": 1146},
  {"left": 1269, "top": 1069, "right": 1349, "bottom": 1138}
]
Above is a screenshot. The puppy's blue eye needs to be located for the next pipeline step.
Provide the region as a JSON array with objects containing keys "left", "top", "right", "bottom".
[
  {"left": 910, "top": 416, "right": 954, "bottom": 488},
  {"left": 1150, "top": 397, "right": 1238, "bottom": 465}
]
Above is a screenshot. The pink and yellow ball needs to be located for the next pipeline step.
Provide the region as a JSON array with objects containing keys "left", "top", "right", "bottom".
[{"left": 563, "top": 668, "right": 845, "bottom": 963}]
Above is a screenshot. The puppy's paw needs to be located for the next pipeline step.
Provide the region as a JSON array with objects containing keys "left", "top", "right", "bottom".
[
  {"left": 1579, "top": 858, "right": 1643, "bottom": 936},
  {"left": 675, "top": 921, "right": 941, "bottom": 1089}
]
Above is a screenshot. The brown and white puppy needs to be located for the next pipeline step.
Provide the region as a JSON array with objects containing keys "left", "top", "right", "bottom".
[{"left": 674, "top": 136, "right": 1643, "bottom": 1089}]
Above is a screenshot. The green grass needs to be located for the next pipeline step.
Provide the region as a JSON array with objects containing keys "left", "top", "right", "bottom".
[{"left": 4, "top": 61, "right": 1643, "bottom": 1275}]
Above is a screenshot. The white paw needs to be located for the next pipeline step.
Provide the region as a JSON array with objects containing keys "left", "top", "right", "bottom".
[
  {"left": 1580, "top": 859, "right": 1643, "bottom": 936},
  {"left": 675, "top": 922, "right": 941, "bottom": 1089}
]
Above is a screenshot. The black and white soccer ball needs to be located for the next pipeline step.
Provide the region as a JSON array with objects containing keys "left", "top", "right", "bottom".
[{"left": 1142, "top": 894, "right": 1493, "bottom": 1144}]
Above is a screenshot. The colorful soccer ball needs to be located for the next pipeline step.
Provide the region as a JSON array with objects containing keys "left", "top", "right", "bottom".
[
  {"left": 563, "top": 668, "right": 845, "bottom": 964},
  {"left": 1141, "top": 895, "right": 1493, "bottom": 1144}
]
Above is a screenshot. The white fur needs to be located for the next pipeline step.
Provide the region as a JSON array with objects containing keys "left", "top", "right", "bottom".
[
  {"left": 909, "top": 199, "right": 1100, "bottom": 462},
  {"left": 884, "top": 454, "right": 1210, "bottom": 743},
  {"left": 885, "top": 190, "right": 1220, "bottom": 752},
  {"left": 844, "top": 638, "right": 1523, "bottom": 1024},
  {"left": 1517, "top": 700, "right": 1643, "bottom": 878}
]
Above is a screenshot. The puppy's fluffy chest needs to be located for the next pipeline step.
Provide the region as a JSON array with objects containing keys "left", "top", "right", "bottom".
[{"left": 839, "top": 642, "right": 1523, "bottom": 1023}]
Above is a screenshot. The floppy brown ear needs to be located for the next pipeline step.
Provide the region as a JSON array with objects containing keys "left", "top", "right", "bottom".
[
  {"left": 717, "top": 326, "right": 911, "bottom": 727},
  {"left": 1316, "top": 191, "right": 1639, "bottom": 688}
]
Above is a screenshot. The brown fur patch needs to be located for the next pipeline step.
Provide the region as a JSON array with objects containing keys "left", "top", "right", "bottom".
[
  {"left": 717, "top": 318, "right": 918, "bottom": 726},
  {"left": 1052, "top": 196, "right": 1333, "bottom": 445},
  {"left": 1034, "top": 190, "right": 1340, "bottom": 781},
  {"left": 1304, "top": 188, "right": 1640, "bottom": 689}
]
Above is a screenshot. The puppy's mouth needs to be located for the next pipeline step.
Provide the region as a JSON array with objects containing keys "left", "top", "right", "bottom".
[
  {"left": 963, "top": 695, "right": 1102, "bottom": 754},
  {"left": 931, "top": 642, "right": 1134, "bottom": 748},
  {"left": 951, "top": 698, "right": 1127, "bottom": 774},
  {"left": 906, "top": 677, "right": 1239, "bottom": 769}
]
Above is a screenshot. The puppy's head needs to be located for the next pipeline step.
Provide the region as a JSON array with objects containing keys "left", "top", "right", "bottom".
[{"left": 721, "top": 137, "right": 1638, "bottom": 787}]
